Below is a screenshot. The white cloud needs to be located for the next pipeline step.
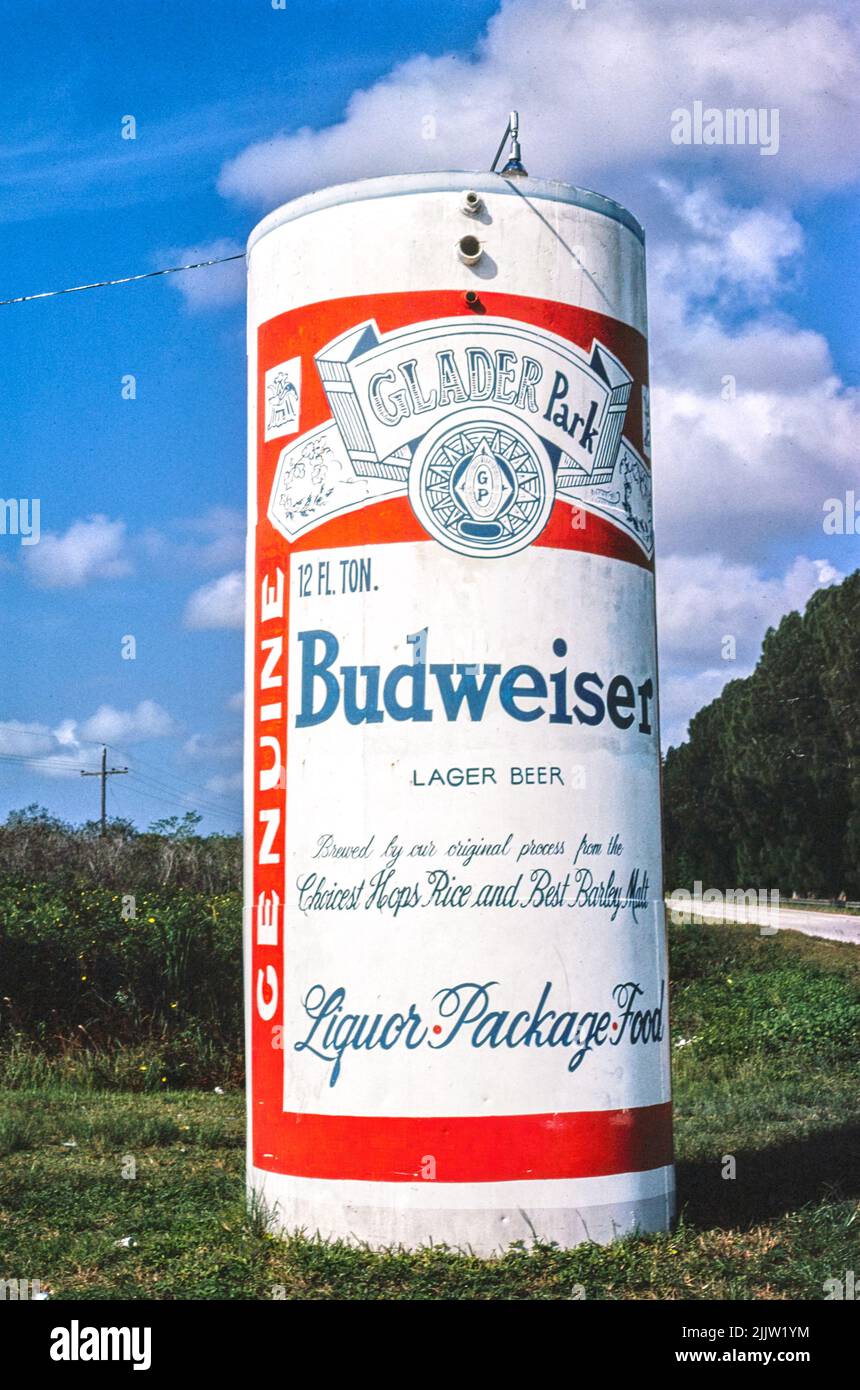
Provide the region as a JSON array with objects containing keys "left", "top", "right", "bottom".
[
  {"left": 227, "top": 690, "right": 244, "bottom": 712},
  {"left": 0, "top": 701, "right": 177, "bottom": 776},
  {"left": 52, "top": 719, "right": 78, "bottom": 745},
  {"left": 14, "top": 507, "right": 244, "bottom": 590},
  {"left": 651, "top": 306, "right": 833, "bottom": 397},
  {"left": 184, "top": 570, "right": 245, "bottom": 629},
  {"left": 658, "top": 553, "right": 843, "bottom": 666},
  {"left": 142, "top": 506, "right": 245, "bottom": 571},
  {"left": 163, "top": 238, "right": 245, "bottom": 311},
  {"left": 80, "top": 700, "right": 177, "bottom": 745},
  {"left": 653, "top": 182, "right": 803, "bottom": 304},
  {"left": 23, "top": 515, "right": 131, "bottom": 588},
  {"left": 652, "top": 363, "right": 859, "bottom": 559},
  {"left": 647, "top": 184, "right": 860, "bottom": 562},
  {"left": 657, "top": 554, "right": 844, "bottom": 744},
  {"left": 23, "top": 747, "right": 99, "bottom": 777},
  {"left": 218, "top": 0, "right": 860, "bottom": 207},
  {"left": 183, "top": 732, "right": 243, "bottom": 762},
  {"left": 205, "top": 771, "right": 243, "bottom": 795},
  {"left": 0, "top": 720, "right": 55, "bottom": 758}
]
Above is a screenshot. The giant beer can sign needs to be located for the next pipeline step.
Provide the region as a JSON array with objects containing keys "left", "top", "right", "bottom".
[{"left": 245, "top": 172, "right": 673, "bottom": 1252}]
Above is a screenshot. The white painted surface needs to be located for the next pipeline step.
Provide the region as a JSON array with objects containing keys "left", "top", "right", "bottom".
[
  {"left": 246, "top": 173, "right": 670, "bottom": 1252},
  {"left": 247, "top": 172, "right": 647, "bottom": 336}
]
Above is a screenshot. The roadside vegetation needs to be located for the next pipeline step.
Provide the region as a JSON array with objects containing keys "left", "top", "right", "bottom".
[{"left": 2, "top": 819, "right": 858, "bottom": 1298}]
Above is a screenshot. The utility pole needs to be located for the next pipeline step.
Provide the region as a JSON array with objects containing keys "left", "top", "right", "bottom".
[{"left": 81, "top": 746, "right": 128, "bottom": 834}]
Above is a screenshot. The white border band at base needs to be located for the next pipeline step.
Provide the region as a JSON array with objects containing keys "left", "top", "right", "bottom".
[{"left": 249, "top": 1164, "right": 675, "bottom": 1255}]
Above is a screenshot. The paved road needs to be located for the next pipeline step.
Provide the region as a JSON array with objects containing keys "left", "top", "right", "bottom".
[{"left": 670, "top": 898, "right": 860, "bottom": 945}]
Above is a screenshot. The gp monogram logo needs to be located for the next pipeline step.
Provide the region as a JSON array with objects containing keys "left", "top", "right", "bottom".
[
  {"left": 267, "top": 314, "right": 654, "bottom": 559},
  {"left": 409, "top": 410, "right": 553, "bottom": 558}
]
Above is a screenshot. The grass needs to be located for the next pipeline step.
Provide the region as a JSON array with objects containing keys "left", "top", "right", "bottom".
[{"left": 1, "top": 922, "right": 859, "bottom": 1299}]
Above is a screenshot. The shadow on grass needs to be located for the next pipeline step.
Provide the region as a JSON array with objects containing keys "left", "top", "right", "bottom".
[{"left": 677, "top": 1123, "right": 860, "bottom": 1230}]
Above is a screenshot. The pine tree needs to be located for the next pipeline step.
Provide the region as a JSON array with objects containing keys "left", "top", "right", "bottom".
[{"left": 663, "top": 569, "right": 857, "bottom": 896}]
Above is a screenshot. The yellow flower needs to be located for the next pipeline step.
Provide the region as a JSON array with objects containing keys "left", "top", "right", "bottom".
[{"left": 147, "top": 917, "right": 156, "bottom": 923}]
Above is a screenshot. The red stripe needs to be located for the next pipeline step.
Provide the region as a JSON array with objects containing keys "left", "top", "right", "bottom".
[
  {"left": 535, "top": 497, "right": 653, "bottom": 571},
  {"left": 254, "top": 1102, "right": 672, "bottom": 1183},
  {"left": 285, "top": 496, "right": 652, "bottom": 572}
]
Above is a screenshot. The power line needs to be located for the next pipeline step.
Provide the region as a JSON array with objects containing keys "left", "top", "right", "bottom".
[
  {"left": 0, "top": 731, "right": 119, "bottom": 758},
  {"left": 0, "top": 748, "right": 121, "bottom": 780},
  {"left": 101, "top": 744, "right": 242, "bottom": 820},
  {"left": 0, "top": 754, "right": 242, "bottom": 823},
  {"left": 0, "top": 733, "right": 242, "bottom": 821},
  {"left": 127, "top": 770, "right": 242, "bottom": 823},
  {"left": 104, "top": 744, "right": 243, "bottom": 817},
  {"left": 0, "top": 735, "right": 240, "bottom": 804},
  {"left": 0, "top": 752, "right": 92, "bottom": 774},
  {"left": 0, "top": 251, "right": 244, "bottom": 307},
  {"left": 117, "top": 777, "right": 241, "bottom": 828},
  {"left": 104, "top": 778, "right": 241, "bottom": 832},
  {"left": 80, "top": 746, "right": 128, "bottom": 834}
]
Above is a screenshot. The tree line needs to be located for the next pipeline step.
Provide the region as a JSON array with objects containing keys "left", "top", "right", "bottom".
[
  {"left": 0, "top": 805, "right": 241, "bottom": 893},
  {"left": 663, "top": 569, "right": 860, "bottom": 898}
]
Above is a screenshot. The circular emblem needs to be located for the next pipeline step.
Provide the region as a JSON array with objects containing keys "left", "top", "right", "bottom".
[{"left": 408, "top": 409, "right": 555, "bottom": 558}]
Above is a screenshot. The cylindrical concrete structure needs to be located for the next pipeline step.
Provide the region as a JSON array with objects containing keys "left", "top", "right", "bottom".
[{"left": 244, "top": 171, "right": 673, "bottom": 1254}]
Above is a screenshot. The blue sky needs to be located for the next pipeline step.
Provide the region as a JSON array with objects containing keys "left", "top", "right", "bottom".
[
  {"left": 0, "top": 0, "right": 499, "bottom": 832},
  {"left": 1, "top": 0, "right": 858, "bottom": 830}
]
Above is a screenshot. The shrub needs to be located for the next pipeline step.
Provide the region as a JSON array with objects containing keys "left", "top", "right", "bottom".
[{"left": 0, "top": 882, "right": 243, "bottom": 1087}]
